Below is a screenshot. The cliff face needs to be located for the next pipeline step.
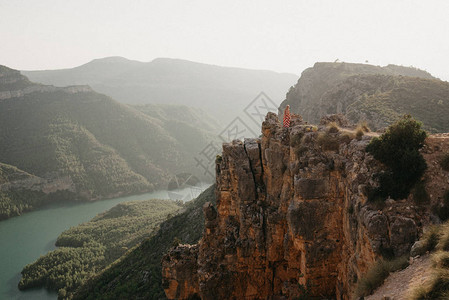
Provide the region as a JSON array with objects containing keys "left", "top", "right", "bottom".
[{"left": 162, "top": 113, "right": 437, "bottom": 299}]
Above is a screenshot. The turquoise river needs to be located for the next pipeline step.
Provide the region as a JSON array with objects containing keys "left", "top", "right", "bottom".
[{"left": 0, "top": 185, "right": 208, "bottom": 300}]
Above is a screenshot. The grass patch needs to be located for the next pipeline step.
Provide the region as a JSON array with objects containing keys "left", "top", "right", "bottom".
[
  {"left": 412, "top": 226, "right": 442, "bottom": 256},
  {"left": 358, "top": 121, "right": 371, "bottom": 133},
  {"left": 327, "top": 122, "right": 340, "bottom": 133},
  {"left": 438, "top": 225, "right": 449, "bottom": 252},
  {"left": 423, "top": 226, "right": 442, "bottom": 253},
  {"left": 339, "top": 131, "right": 355, "bottom": 144},
  {"left": 355, "top": 128, "right": 364, "bottom": 140},
  {"left": 410, "top": 222, "right": 449, "bottom": 299},
  {"left": 411, "top": 268, "right": 449, "bottom": 299},
  {"left": 355, "top": 256, "right": 409, "bottom": 297},
  {"left": 433, "top": 251, "right": 449, "bottom": 269}
]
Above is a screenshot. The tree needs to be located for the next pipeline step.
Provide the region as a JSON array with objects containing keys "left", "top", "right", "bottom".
[{"left": 366, "top": 115, "right": 427, "bottom": 200}]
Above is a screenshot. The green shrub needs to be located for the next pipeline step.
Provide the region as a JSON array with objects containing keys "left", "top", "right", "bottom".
[
  {"left": 440, "top": 153, "right": 449, "bottom": 171},
  {"left": 355, "top": 256, "right": 409, "bottom": 297},
  {"left": 366, "top": 115, "right": 427, "bottom": 200}
]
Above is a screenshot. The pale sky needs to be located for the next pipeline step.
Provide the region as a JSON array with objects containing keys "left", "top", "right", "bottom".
[{"left": 1, "top": 0, "right": 448, "bottom": 80}]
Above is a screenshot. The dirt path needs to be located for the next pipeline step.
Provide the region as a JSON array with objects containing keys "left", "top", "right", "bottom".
[{"left": 366, "top": 255, "right": 432, "bottom": 300}]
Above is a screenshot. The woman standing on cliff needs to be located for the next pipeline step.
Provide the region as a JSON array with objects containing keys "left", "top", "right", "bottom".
[{"left": 283, "top": 105, "right": 291, "bottom": 128}]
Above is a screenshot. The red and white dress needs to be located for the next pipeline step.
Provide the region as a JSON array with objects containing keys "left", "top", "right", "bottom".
[{"left": 283, "top": 106, "right": 291, "bottom": 128}]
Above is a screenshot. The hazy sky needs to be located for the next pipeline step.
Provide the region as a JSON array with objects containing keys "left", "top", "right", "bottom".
[{"left": 1, "top": 0, "right": 448, "bottom": 80}]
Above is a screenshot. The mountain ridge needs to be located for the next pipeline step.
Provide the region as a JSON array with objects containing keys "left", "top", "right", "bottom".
[
  {"left": 22, "top": 57, "right": 299, "bottom": 125},
  {"left": 0, "top": 65, "right": 218, "bottom": 220}
]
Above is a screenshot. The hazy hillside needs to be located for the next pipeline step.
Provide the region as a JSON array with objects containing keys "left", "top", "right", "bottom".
[
  {"left": 73, "top": 185, "right": 215, "bottom": 300},
  {"left": 22, "top": 57, "right": 299, "bottom": 125},
  {"left": 279, "top": 62, "right": 449, "bottom": 132},
  {"left": 0, "top": 65, "right": 218, "bottom": 219}
]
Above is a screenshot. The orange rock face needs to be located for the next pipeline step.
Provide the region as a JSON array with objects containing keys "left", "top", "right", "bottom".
[{"left": 162, "top": 113, "right": 433, "bottom": 299}]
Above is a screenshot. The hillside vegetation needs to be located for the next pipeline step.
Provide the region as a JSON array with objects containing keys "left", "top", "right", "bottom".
[
  {"left": 0, "top": 162, "right": 68, "bottom": 220},
  {"left": 23, "top": 57, "right": 299, "bottom": 125},
  {"left": 280, "top": 62, "right": 449, "bottom": 132},
  {"left": 19, "top": 198, "right": 183, "bottom": 299},
  {"left": 73, "top": 185, "right": 215, "bottom": 300},
  {"left": 0, "top": 65, "right": 218, "bottom": 219}
]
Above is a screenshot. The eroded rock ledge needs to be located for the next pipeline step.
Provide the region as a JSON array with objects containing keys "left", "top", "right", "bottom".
[{"left": 162, "top": 113, "right": 431, "bottom": 299}]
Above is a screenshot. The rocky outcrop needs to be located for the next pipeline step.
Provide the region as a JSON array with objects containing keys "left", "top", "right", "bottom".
[
  {"left": 0, "top": 164, "right": 75, "bottom": 194},
  {"left": 0, "top": 84, "right": 93, "bottom": 100},
  {"left": 278, "top": 62, "right": 449, "bottom": 133},
  {"left": 0, "top": 65, "right": 92, "bottom": 100},
  {"left": 162, "top": 113, "right": 435, "bottom": 299}
]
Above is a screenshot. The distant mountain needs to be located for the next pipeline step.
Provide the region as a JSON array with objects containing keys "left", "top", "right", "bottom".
[
  {"left": 0, "top": 65, "right": 218, "bottom": 219},
  {"left": 279, "top": 62, "right": 449, "bottom": 132},
  {"left": 22, "top": 57, "right": 299, "bottom": 125}
]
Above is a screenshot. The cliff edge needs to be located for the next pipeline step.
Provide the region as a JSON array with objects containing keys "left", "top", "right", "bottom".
[{"left": 162, "top": 113, "right": 449, "bottom": 299}]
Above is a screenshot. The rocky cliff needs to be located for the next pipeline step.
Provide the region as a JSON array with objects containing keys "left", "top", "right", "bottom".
[
  {"left": 161, "top": 113, "right": 446, "bottom": 299},
  {"left": 279, "top": 62, "right": 449, "bottom": 133}
]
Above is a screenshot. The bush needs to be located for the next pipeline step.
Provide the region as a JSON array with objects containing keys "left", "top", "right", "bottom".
[
  {"left": 440, "top": 153, "right": 449, "bottom": 171},
  {"left": 366, "top": 115, "right": 427, "bottom": 200},
  {"left": 355, "top": 256, "right": 409, "bottom": 297}
]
